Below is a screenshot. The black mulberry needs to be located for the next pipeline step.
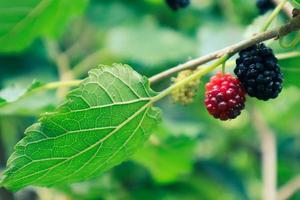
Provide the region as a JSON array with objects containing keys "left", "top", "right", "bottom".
[
  {"left": 234, "top": 43, "right": 283, "bottom": 101},
  {"left": 166, "top": 0, "right": 190, "bottom": 10},
  {"left": 256, "top": 0, "right": 274, "bottom": 14}
]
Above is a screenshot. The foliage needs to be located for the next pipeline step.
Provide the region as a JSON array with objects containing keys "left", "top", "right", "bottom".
[
  {"left": 0, "top": 0, "right": 300, "bottom": 199},
  {"left": 1, "top": 64, "right": 161, "bottom": 191},
  {"left": 0, "top": 0, "right": 88, "bottom": 53}
]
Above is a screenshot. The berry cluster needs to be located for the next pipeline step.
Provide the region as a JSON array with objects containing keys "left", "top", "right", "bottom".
[
  {"left": 165, "top": 0, "right": 190, "bottom": 10},
  {"left": 234, "top": 43, "right": 283, "bottom": 100},
  {"left": 170, "top": 44, "right": 281, "bottom": 121},
  {"left": 256, "top": 0, "right": 274, "bottom": 14},
  {"left": 205, "top": 72, "right": 246, "bottom": 121},
  {"left": 172, "top": 70, "right": 200, "bottom": 105}
]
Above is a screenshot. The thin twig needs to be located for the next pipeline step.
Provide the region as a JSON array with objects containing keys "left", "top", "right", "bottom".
[
  {"left": 271, "top": 0, "right": 294, "bottom": 19},
  {"left": 249, "top": 107, "right": 277, "bottom": 200},
  {"left": 277, "top": 175, "right": 300, "bottom": 200},
  {"left": 44, "top": 39, "right": 74, "bottom": 99},
  {"left": 149, "top": 15, "right": 300, "bottom": 84}
]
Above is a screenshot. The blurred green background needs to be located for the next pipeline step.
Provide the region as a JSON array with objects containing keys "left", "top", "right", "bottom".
[{"left": 0, "top": 0, "right": 300, "bottom": 199}]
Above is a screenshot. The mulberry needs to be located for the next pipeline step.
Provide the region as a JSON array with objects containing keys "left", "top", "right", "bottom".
[
  {"left": 234, "top": 43, "right": 283, "bottom": 100},
  {"left": 172, "top": 70, "right": 200, "bottom": 105},
  {"left": 205, "top": 72, "right": 246, "bottom": 121},
  {"left": 256, "top": 0, "right": 274, "bottom": 14},
  {"left": 166, "top": 0, "right": 190, "bottom": 10}
]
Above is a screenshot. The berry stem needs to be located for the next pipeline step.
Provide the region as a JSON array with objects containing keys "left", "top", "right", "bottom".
[
  {"left": 271, "top": 0, "right": 293, "bottom": 19},
  {"left": 261, "top": 0, "right": 289, "bottom": 32},
  {"left": 222, "top": 62, "right": 226, "bottom": 75}
]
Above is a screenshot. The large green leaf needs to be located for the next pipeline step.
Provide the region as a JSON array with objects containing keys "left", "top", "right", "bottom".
[
  {"left": 0, "top": 0, "right": 88, "bottom": 53},
  {"left": 0, "top": 64, "right": 161, "bottom": 191}
]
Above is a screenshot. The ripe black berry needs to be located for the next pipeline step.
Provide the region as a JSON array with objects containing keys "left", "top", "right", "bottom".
[
  {"left": 205, "top": 72, "right": 246, "bottom": 121},
  {"left": 165, "top": 0, "right": 190, "bottom": 10},
  {"left": 234, "top": 43, "right": 283, "bottom": 101},
  {"left": 256, "top": 0, "right": 274, "bottom": 14}
]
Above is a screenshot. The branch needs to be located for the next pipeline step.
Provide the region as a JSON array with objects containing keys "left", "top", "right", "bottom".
[
  {"left": 149, "top": 15, "right": 300, "bottom": 84},
  {"left": 271, "top": 0, "right": 294, "bottom": 19},
  {"left": 249, "top": 107, "right": 277, "bottom": 200},
  {"left": 277, "top": 176, "right": 300, "bottom": 200},
  {"left": 44, "top": 39, "right": 74, "bottom": 99}
]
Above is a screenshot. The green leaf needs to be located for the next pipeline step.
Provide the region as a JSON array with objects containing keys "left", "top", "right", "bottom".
[
  {"left": 289, "top": 0, "right": 300, "bottom": 9},
  {"left": 0, "top": 80, "right": 44, "bottom": 104},
  {"left": 0, "top": 0, "right": 88, "bottom": 53},
  {"left": 25, "top": 80, "right": 45, "bottom": 93},
  {"left": 133, "top": 135, "right": 196, "bottom": 183},
  {"left": 0, "top": 64, "right": 161, "bottom": 191}
]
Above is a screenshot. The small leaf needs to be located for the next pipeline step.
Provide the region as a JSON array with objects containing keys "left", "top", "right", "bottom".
[
  {"left": 0, "top": 0, "right": 88, "bottom": 53},
  {"left": 0, "top": 64, "right": 161, "bottom": 191},
  {"left": 0, "top": 79, "right": 56, "bottom": 116},
  {"left": 0, "top": 79, "right": 46, "bottom": 107},
  {"left": 26, "top": 80, "right": 45, "bottom": 93}
]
